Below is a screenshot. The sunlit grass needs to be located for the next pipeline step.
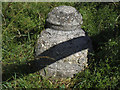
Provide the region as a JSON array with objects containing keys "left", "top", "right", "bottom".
[{"left": 2, "top": 2, "right": 120, "bottom": 89}]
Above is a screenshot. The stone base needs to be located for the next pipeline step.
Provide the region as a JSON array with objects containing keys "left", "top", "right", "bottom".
[{"left": 35, "top": 28, "right": 92, "bottom": 78}]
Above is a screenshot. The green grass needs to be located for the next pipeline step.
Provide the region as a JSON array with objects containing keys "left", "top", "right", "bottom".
[{"left": 2, "top": 2, "right": 120, "bottom": 89}]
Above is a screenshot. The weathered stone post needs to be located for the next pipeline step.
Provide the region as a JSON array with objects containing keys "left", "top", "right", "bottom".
[{"left": 35, "top": 6, "right": 92, "bottom": 78}]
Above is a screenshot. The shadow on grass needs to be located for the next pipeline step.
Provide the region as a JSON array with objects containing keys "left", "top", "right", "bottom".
[
  {"left": 91, "top": 26, "right": 119, "bottom": 60},
  {"left": 2, "top": 36, "right": 92, "bottom": 82}
]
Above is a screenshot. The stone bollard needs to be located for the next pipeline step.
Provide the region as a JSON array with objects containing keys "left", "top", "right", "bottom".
[{"left": 35, "top": 6, "right": 92, "bottom": 78}]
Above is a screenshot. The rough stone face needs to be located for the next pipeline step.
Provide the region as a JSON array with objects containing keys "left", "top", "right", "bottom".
[
  {"left": 35, "top": 6, "right": 92, "bottom": 78},
  {"left": 46, "top": 6, "right": 83, "bottom": 31}
]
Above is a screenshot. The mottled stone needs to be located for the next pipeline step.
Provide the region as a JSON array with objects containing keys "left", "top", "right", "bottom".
[
  {"left": 46, "top": 6, "right": 83, "bottom": 31},
  {"left": 35, "top": 6, "right": 92, "bottom": 78}
]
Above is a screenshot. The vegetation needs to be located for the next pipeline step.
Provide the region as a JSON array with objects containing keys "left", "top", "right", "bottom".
[{"left": 2, "top": 2, "right": 120, "bottom": 89}]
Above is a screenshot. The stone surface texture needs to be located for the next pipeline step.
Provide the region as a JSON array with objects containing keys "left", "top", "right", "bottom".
[
  {"left": 35, "top": 6, "right": 92, "bottom": 78},
  {"left": 46, "top": 6, "right": 83, "bottom": 31}
]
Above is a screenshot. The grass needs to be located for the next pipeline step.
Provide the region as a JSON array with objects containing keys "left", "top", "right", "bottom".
[{"left": 2, "top": 2, "right": 120, "bottom": 89}]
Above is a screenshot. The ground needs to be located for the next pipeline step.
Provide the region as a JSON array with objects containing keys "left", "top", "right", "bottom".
[{"left": 2, "top": 2, "right": 120, "bottom": 89}]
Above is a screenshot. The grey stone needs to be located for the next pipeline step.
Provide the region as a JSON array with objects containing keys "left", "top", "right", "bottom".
[
  {"left": 46, "top": 6, "right": 83, "bottom": 31},
  {"left": 35, "top": 6, "right": 92, "bottom": 78}
]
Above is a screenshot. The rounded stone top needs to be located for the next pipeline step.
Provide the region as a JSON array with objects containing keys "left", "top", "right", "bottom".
[
  {"left": 46, "top": 6, "right": 83, "bottom": 31},
  {"left": 56, "top": 6, "right": 76, "bottom": 14}
]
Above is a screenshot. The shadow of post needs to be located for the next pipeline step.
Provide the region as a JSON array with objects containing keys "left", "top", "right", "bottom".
[{"left": 2, "top": 36, "right": 92, "bottom": 82}]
